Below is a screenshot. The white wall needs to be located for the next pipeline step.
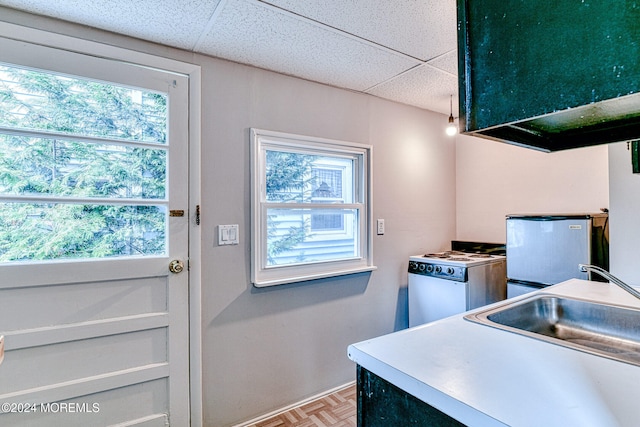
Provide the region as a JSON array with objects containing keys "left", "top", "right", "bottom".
[
  {"left": 608, "top": 142, "right": 640, "bottom": 285},
  {"left": 455, "top": 134, "right": 610, "bottom": 243},
  {"left": 199, "top": 55, "right": 457, "bottom": 425}
]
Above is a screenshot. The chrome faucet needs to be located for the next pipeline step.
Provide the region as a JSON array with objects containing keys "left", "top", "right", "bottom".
[{"left": 579, "top": 264, "right": 640, "bottom": 301}]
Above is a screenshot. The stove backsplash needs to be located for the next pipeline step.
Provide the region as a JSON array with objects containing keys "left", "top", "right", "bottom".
[{"left": 451, "top": 241, "right": 506, "bottom": 256}]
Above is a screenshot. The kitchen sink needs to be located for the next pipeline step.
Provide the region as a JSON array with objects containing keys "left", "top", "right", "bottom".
[{"left": 465, "top": 294, "right": 640, "bottom": 366}]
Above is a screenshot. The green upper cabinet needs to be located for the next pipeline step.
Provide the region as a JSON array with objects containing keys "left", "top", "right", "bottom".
[{"left": 457, "top": 0, "right": 640, "bottom": 151}]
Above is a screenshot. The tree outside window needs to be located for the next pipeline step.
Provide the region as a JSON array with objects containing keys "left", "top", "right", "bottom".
[{"left": 0, "top": 64, "right": 168, "bottom": 261}]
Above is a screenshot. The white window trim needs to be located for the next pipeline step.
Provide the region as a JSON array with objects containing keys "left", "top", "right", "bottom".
[{"left": 250, "top": 128, "right": 376, "bottom": 287}]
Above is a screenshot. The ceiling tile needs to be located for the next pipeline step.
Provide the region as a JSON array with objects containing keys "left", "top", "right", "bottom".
[
  {"left": 1, "top": 0, "right": 461, "bottom": 114},
  {"left": 197, "top": 0, "right": 421, "bottom": 91},
  {"left": 0, "top": 0, "right": 221, "bottom": 50},
  {"left": 367, "top": 65, "right": 458, "bottom": 115},
  {"left": 428, "top": 49, "right": 458, "bottom": 76},
  {"left": 261, "top": 0, "right": 457, "bottom": 61}
]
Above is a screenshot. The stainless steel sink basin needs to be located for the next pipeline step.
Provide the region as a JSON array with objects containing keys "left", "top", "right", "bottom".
[{"left": 465, "top": 294, "right": 640, "bottom": 366}]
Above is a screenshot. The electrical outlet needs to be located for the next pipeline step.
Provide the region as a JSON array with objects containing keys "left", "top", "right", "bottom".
[{"left": 377, "top": 219, "right": 385, "bottom": 235}]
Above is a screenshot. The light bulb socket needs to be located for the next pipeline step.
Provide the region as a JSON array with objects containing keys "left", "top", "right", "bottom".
[
  {"left": 446, "top": 94, "right": 457, "bottom": 135},
  {"left": 446, "top": 94, "right": 457, "bottom": 136}
]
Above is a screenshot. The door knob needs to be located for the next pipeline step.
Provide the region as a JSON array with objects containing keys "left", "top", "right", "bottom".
[{"left": 169, "top": 260, "right": 184, "bottom": 274}]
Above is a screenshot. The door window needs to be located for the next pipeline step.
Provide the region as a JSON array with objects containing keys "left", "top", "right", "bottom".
[{"left": 0, "top": 64, "right": 168, "bottom": 261}]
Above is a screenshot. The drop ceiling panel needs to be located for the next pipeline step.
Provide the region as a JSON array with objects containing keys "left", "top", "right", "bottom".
[
  {"left": 367, "top": 64, "right": 458, "bottom": 115},
  {"left": 428, "top": 50, "right": 458, "bottom": 76},
  {"left": 197, "top": 0, "right": 421, "bottom": 91},
  {"left": 261, "top": 0, "right": 457, "bottom": 61},
  {"left": 0, "top": 0, "right": 461, "bottom": 114},
  {"left": 0, "top": 0, "right": 222, "bottom": 50}
]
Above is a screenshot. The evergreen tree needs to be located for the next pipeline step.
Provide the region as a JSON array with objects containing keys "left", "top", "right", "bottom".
[
  {"left": 265, "top": 150, "right": 316, "bottom": 265},
  {"left": 0, "top": 65, "right": 167, "bottom": 261}
]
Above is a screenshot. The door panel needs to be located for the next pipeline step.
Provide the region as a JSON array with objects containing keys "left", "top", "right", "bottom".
[
  {"left": 0, "top": 379, "right": 169, "bottom": 427},
  {"left": 0, "top": 38, "right": 189, "bottom": 426}
]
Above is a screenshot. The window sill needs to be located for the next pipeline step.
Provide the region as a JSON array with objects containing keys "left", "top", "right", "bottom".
[{"left": 252, "top": 265, "right": 377, "bottom": 288}]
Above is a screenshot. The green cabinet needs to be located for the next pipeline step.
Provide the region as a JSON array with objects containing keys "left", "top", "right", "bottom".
[
  {"left": 457, "top": 0, "right": 640, "bottom": 151},
  {"left": 356, "top": 365, "right": 466, "bottom": 426}
]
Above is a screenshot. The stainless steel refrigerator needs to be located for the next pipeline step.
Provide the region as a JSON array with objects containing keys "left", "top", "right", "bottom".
[{"left": 506, "top": 214, "right": 609, "bottom": 298}]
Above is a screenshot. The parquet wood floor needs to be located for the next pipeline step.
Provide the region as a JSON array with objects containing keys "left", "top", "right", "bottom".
[{"left": 247, "top": 384, "right": 357, "bottom": 427}]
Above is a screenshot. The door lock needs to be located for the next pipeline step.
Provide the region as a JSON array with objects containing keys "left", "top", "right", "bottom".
[{"left": 169, "top": 260, "right": 185, "bottom": 274}]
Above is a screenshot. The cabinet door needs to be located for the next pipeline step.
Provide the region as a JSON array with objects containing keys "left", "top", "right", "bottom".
[
  {"left": 357, "top": 366, "right": 465, "bottom": 427},
  {"left": 457, "top": 0, "right": 640, "bottom": 151}
]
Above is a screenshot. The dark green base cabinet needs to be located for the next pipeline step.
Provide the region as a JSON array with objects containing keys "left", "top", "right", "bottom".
[{"left": 356, "top": 365, "right": 466, "bottom": 427}]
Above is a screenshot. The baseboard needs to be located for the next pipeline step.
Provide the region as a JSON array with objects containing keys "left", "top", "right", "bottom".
[{"left": 232, "top": 381, "right": 356, "bottom": 427}]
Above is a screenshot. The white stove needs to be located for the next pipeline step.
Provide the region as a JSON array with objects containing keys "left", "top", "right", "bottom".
[{"left": 408, "top": 251, "right": 506, "bottom": 327}]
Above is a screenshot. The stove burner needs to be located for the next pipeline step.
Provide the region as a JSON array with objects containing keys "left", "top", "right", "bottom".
[
  {"left": 469, "top": 254, "right": 492, "bottom": 258},
  {"left": 424, "top": 253, "right": 450, "bottom": 258},
  {"left": 423, "top": 251, "right": 492, "bottom": 260},
  {"left": 445, "top": 251, "right": 467, "bottom": 256},
  {"left": 418, "top": 250, "right": 501, "bottom": 264}
]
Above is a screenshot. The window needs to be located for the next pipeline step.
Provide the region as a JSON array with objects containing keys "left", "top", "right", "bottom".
[
  {"left": 251, "top": 128, "right": 375, "bottom": 287},
  {"left": 311, "top": 167, "right": 345, "bottom": 231},
  {"left": 0, "top": 62, "right": 169, "bottom": 262}
]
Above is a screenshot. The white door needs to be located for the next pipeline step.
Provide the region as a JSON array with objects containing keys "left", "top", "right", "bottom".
[{"left": 0, "top": 37, "right": 190, "bottom": 426}]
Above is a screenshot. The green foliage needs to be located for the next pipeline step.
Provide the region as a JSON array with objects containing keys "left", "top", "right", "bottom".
[
  {"left": 265, "top": 150, "right": 314, "bottom": 202},
  {"left": 0, "top": 65, "right": 167, "bottom": 261},
  {"left": 266, "top": 220, "right": 309, "bottom": 265},
  {"left": 265, "top": 151, "right": 316, "bottom": 264}
]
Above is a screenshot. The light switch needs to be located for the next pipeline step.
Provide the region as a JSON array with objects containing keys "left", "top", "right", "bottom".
[
  {"left": 218, "top": 224, "right": 239, "bottom": 245},
  {"left": 377, "top": 219, "right": 385, "bottom": 235}
]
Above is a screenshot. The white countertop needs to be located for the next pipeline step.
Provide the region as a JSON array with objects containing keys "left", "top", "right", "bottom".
[{"left": 348, "top": 279, "right": 640, "bottom": 427}]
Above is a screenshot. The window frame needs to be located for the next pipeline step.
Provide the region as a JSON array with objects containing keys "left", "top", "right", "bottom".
[{"left": 250, "top": 128, "right": 375, "bottom": 287}]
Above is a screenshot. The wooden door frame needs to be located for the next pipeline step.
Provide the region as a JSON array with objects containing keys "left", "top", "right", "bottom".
[{"left": 0, "top": 21, "right": 204, "bottom": 427}]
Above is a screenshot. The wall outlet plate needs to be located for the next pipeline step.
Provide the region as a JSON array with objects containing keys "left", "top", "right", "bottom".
[
  {"left": 218, "top": 224, "right": 239, "bottom": 245},
  {"left": 377, "top": 219, "right": 385, "bottom": 235}
]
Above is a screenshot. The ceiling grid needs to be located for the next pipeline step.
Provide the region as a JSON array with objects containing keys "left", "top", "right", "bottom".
[{"left": 0, "top": 0, "right": 459, "bottom": 114}]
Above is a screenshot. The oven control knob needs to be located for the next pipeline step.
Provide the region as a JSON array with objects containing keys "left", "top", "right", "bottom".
[
  {"left": 435, "top": 266, "right": 442, "bottom": 273},
  {"left": 418, "top": 263, "right": 426, "bottom": 272},
  {"left": 446, "top": 267, "right": 455, "bottom": 275},
  {"left": 426, "top": 264, "right": 434, "bottom": 273},
  {"left": 409, "top": 261, "right": 417, "bottom": 272}
]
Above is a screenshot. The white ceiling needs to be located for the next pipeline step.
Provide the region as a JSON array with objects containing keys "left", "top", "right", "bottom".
[{"left": 0, "top": 0, "right": 459, "bottom": 115}]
